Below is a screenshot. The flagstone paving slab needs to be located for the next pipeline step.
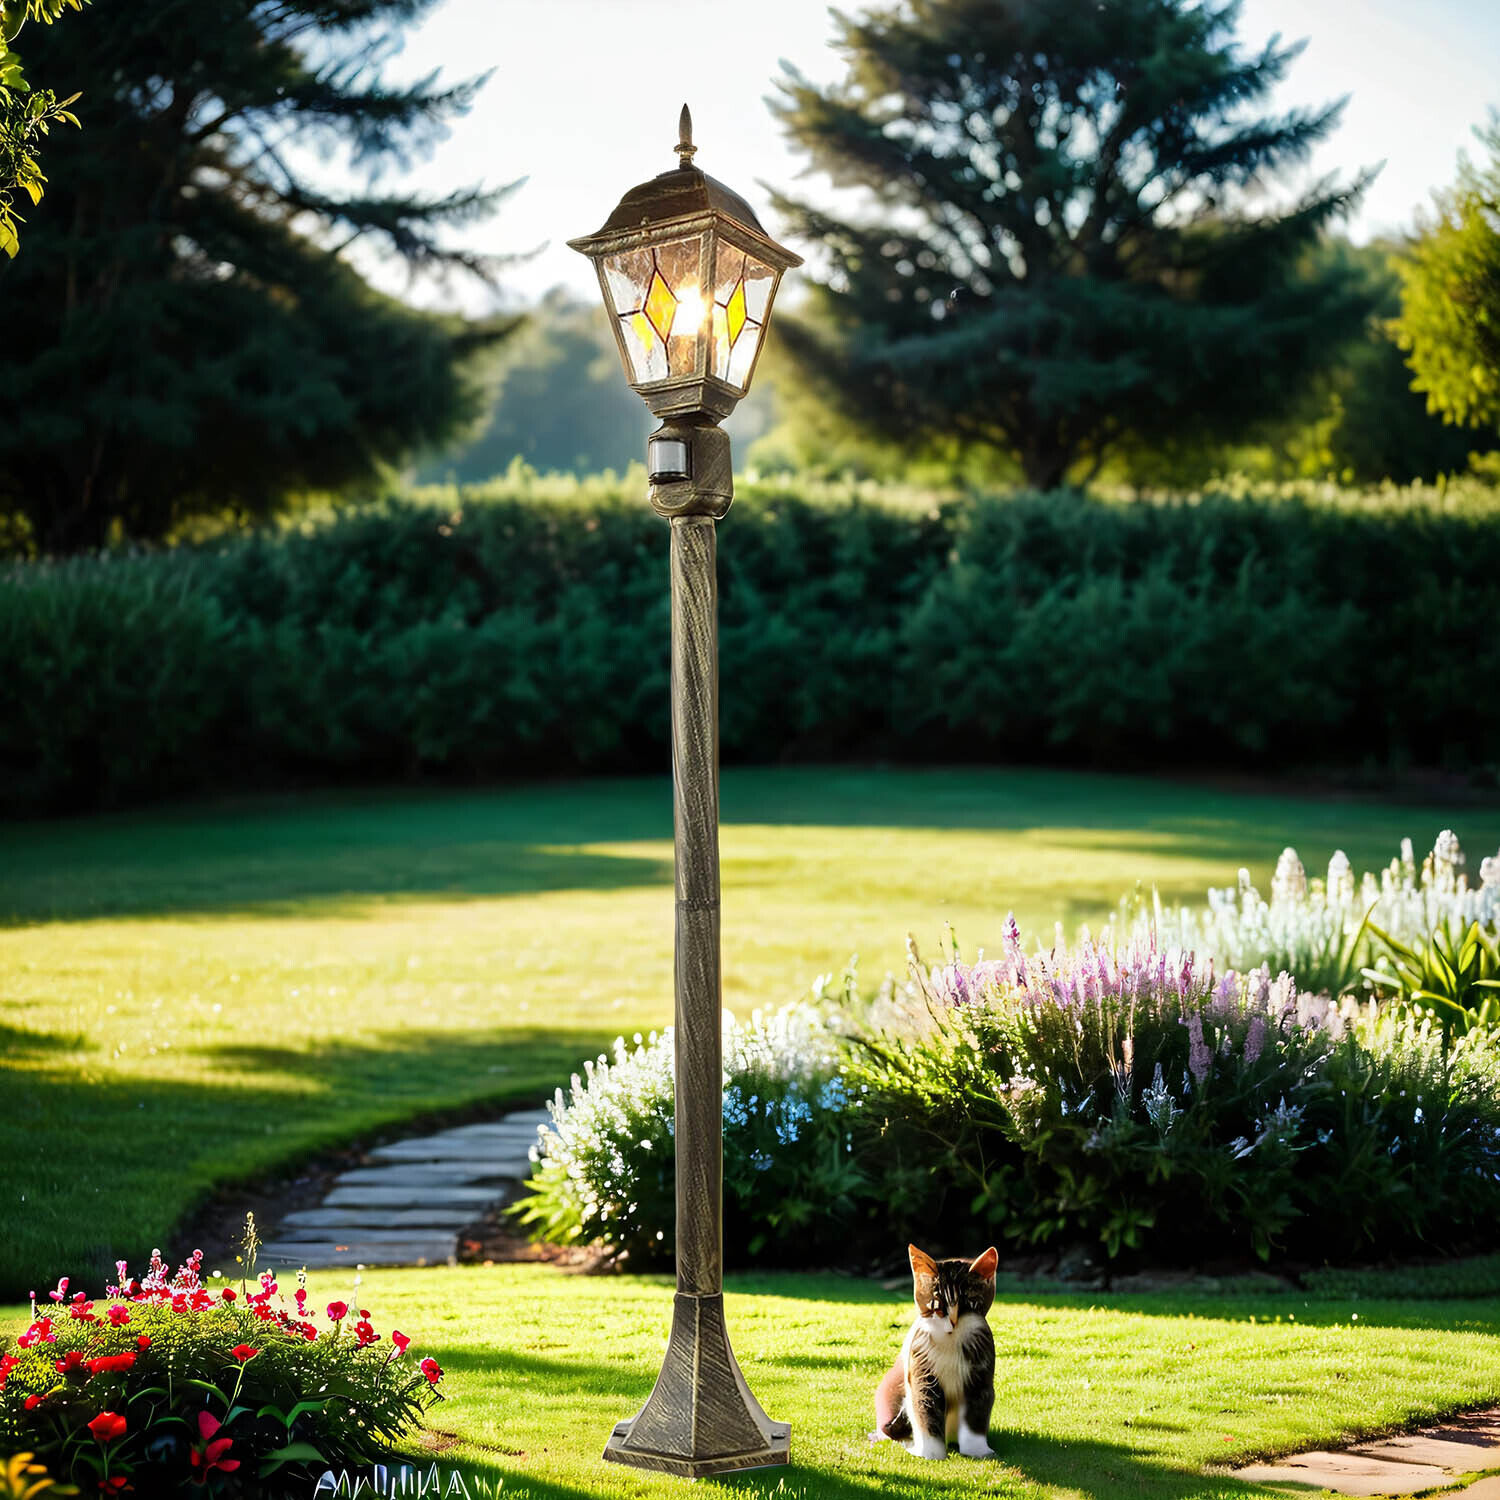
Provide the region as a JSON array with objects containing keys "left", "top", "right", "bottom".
[
  {"left": 281, "top": 1207, "right": 479, "bottom": 1230},
  {"left": 258, "top": 1238, "right": 456, "bottom": 1269},
  {"left": 1233, "top": 1409, "right": 1500, "bottom": 1495},
  {"left": 333, "top": 1162, "right": 526, "bottom": 1187},
  {"left": 323, "top": 1183, "right": 505, "bottom": 1210}
]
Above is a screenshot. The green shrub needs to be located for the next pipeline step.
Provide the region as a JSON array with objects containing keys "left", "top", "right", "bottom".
[
  {"left": 851, "top": 929, "right": 1500, "bottom": 1264},
  {"left": 6, "top": 475, "right": 1500, "bottom": 812}
]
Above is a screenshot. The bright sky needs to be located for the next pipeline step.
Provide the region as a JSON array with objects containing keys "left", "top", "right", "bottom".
[{"left": 370, "top": 0, "right": 1500, "bottom": 309}]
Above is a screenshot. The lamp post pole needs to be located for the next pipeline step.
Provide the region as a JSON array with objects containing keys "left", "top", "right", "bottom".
[{"left": 601, "top": 426, "right": 790, "bottom": 1478}]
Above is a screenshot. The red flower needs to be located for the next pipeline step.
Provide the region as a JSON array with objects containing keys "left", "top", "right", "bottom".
[
  {"left": 189, "top": 1411, "right": 240, "bottom": 1484},
  {"left": 298, "top": 1321, "right": 317, "bottom": 1342},
  {"left": 419, "top": 1357, "right": 443, "bottom": 1385},
  {"left": 219, "top": 1288, "right": 236, "bottom": 1302},
  {"left": 88, "top": 1354, "right": 137, "bottom": 1376},
  {"left": 0, "top": 1354, "right": 17, "bottom": 1391},
  {"left": 48, "top": 1277, "right": 69, "bottom": 1303},
  {"left": 354, "top": 1320, "right": 377, "bottom": 1348},
  {"left": 391, "top": 1330, "right": 411, "bottom": 1356},
  {"left": 55, "top": 1350, "right": 86, "bottom": 1375},
  {"left": 170, "top": 1294, "right": 188, "bottom": 1315},
  {"left": 106, "top": 1305, "right": 131, "bottom": 1327},
  {"left": 24, "top": 1395, "right": 45, "bottom": 1410},
  {"left": 326, "top": 1301, "right": 348, "bottom": 1322},
  {"left": 229, "top": 1345, "right": 259, "bottom": 1363},
  {"left": 136, "top": 1335, "right": 151, "bottom": 1351},
  {"left": 99, "top": 1477, "right": 132, "bottom": 1493},
  {"left": 88, "top": 1411, "right": 128, "bottom": 1444}
]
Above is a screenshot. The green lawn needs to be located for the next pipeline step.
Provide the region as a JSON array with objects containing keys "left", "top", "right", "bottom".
[
  {"left": 4, "top": 767, "right": 1498, "bottom": 1298},
  {"left": 12, "top": 1266, "right": 1499, "bottom": 1499}
]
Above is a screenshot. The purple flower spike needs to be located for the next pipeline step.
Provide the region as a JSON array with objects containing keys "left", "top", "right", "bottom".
[
  {"left": 1244, "top": 1015, "right": 1266, "bottom": 1065},
  {"left": 1186, "top": 1013, "right": 1212, "bottom": 1083}
]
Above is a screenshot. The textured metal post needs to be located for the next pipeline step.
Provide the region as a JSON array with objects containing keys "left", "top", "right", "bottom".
[{"left": 602, "top": 429, "right": 790, "bottom": 1479}]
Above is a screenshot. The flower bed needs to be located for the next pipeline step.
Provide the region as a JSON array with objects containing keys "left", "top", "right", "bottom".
[
  {"left": 517, "top": 869, "right": 1500, "bottom": 1270},
  {"left": 0, "top": 1244, "right": 441, "bottom": 1496}
]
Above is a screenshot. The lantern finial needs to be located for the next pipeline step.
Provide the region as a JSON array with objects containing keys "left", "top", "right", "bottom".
[{"left": 675, "top": 104, "right": 696, "bottom": 169}]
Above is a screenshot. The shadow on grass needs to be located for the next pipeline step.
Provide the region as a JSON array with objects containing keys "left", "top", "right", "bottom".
[
  {"left": 5, "top": 766, "right": 1476, "bottom": 927},
  {"left": 0, "top": 1025, "right": 618, "bottom": 1300},
  {"left": 425, "top": 1346, "right": 1278, "bottom": 1500},
  {"left": 722, "top": 1275, "right": 1500, "bottom": 1336}
]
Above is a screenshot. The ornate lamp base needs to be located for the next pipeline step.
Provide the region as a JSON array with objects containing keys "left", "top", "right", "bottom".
[{"left": 602, "top": 1292, "right": 790, "bottom": 1478}]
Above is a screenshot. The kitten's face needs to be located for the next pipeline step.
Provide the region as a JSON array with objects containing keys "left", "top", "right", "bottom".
[{"left": 909, "top": 1244, "right": 998, "bottom": 1337}]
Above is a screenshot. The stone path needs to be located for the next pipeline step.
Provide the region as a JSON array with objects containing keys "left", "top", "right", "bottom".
[
  {"left": 1234, "top": 1409, "right": 1500, "bottom": 1495},
  {"left": 257, "top": 1109, "right": 551, "bottom": 1270}
]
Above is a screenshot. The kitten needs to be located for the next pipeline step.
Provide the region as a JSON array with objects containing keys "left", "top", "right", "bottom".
[{"left": 872, "top": 1243, "right": 998, "bottom": 1460}]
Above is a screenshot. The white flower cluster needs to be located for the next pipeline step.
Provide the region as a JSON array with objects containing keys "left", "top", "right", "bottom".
[
  {"left": 528, "top": 1002, "right": 849, "bottom": 1239},
  {"left": 1119, "top": 831, "right": 1500, "bottom": 992}
]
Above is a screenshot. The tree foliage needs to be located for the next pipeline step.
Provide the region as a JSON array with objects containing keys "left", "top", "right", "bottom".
[
  {"left": 770, "top": 0, "right": 1375, "bottom": 488},
  {"left": 1392, "top": 113, "right": 1500, "bottom": 434},
  {"left": 0, "top": 0, "right": 517, "bottom": 553},
  {"left": 0, "top": 0, "right": 86, "bottom": 257}
]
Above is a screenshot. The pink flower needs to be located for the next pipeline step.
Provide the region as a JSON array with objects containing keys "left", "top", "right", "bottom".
[
  {"left": 326, "top": 1301, "right": 348, "bottom": 1322},
  {"left": 106, "top": 1305, "right": 131, "bottom": 1327},
  {"left": 48, "top": 1277, "right": 69, "bottom": 1303},
  {"left": 88, "top": 1411, "right": 128, "bottom": 1444},
  {"left": 18, "top": 1316, "right": 56, "bottom": 1348}
]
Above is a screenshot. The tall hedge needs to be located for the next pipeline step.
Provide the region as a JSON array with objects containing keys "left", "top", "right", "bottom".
[{"left": 3, "top": 481, "right": 1496, "bottom": 814}]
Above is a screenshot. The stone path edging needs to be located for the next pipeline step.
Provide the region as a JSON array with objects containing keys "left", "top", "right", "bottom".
[
  {"left": 257, "top": 1108, "right": 550, "bottom": 1270},
  {"left": 1233, "top": 1408, "right": 1500, "bottom": 1496}
]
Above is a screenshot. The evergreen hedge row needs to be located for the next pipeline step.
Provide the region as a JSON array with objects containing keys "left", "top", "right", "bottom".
[{"left": 4, "top": 481, "right": 1496, "bottom": 814}]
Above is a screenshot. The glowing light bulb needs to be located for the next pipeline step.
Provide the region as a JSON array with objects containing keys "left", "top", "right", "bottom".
[{"left": 672, "top": 283, "right": 707, "bottom": 336}]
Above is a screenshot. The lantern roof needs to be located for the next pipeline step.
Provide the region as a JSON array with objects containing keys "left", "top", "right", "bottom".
[{"left": 567, "top": 105, "right": 802, "bottom": 271}]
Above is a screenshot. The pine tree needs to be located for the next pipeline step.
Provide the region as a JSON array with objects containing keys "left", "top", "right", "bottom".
[
  {"left": 0, "top": 0, "right": 517, "bottom": 552},
  {"left": 770, "top": 0, "right": 1374, "bottom": 488}
]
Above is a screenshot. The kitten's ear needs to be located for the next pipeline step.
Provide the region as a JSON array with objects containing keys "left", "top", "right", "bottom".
[
  {"left": 970, "top": 1246, "right": 999, "bottom": 1281},
  {"left": 908, "top": 1244, "right": 938, "bottom": 1278}
]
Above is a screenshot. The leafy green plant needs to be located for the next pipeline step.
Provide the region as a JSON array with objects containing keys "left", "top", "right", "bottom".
[
  {"left": 0, "top": 0, "right": 85, "bottom": 256},
  {"left": 0, "top": 1243, "right": 443, "bottom": 1497},
  {"left": 1364, "top": 918, "right": 1500, "bottom": 1039}
]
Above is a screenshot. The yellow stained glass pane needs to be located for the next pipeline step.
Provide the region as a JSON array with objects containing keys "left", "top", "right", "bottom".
[
  {"left": 711, "top": 303, "right": 731, "bottom": 379},
  {"left": 621, "top": 311, "right": 668, "bottom": 383},
  {"left": 725, "top": 278, "right": 747, "bottom": 348},
  {"left": 644, "top": 270, "right": 677, "bottom": 344}
]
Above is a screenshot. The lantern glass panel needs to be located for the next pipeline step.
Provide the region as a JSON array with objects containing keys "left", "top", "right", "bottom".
[
  {"left": 602, "top": 233, "right": 709, "bottom": 385},
  {"left": 710, "top": 241, "right": 777, "bottom": 391}
]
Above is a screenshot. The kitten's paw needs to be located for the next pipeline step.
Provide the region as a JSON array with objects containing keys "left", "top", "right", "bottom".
[
  {"left": 958, "top": 1434, "right": 997, "bottom": 1460},
  {"left": 868, "top": 1429, "right": 890, "bottom": 1445},
  {"left": 906, "top": 1435, "right": 948, "bottom": 1461}
]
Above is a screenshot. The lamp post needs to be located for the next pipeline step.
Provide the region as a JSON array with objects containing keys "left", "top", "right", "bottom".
[{"left": 568, "top": 106, "right": 800, "bottom": 1479}]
